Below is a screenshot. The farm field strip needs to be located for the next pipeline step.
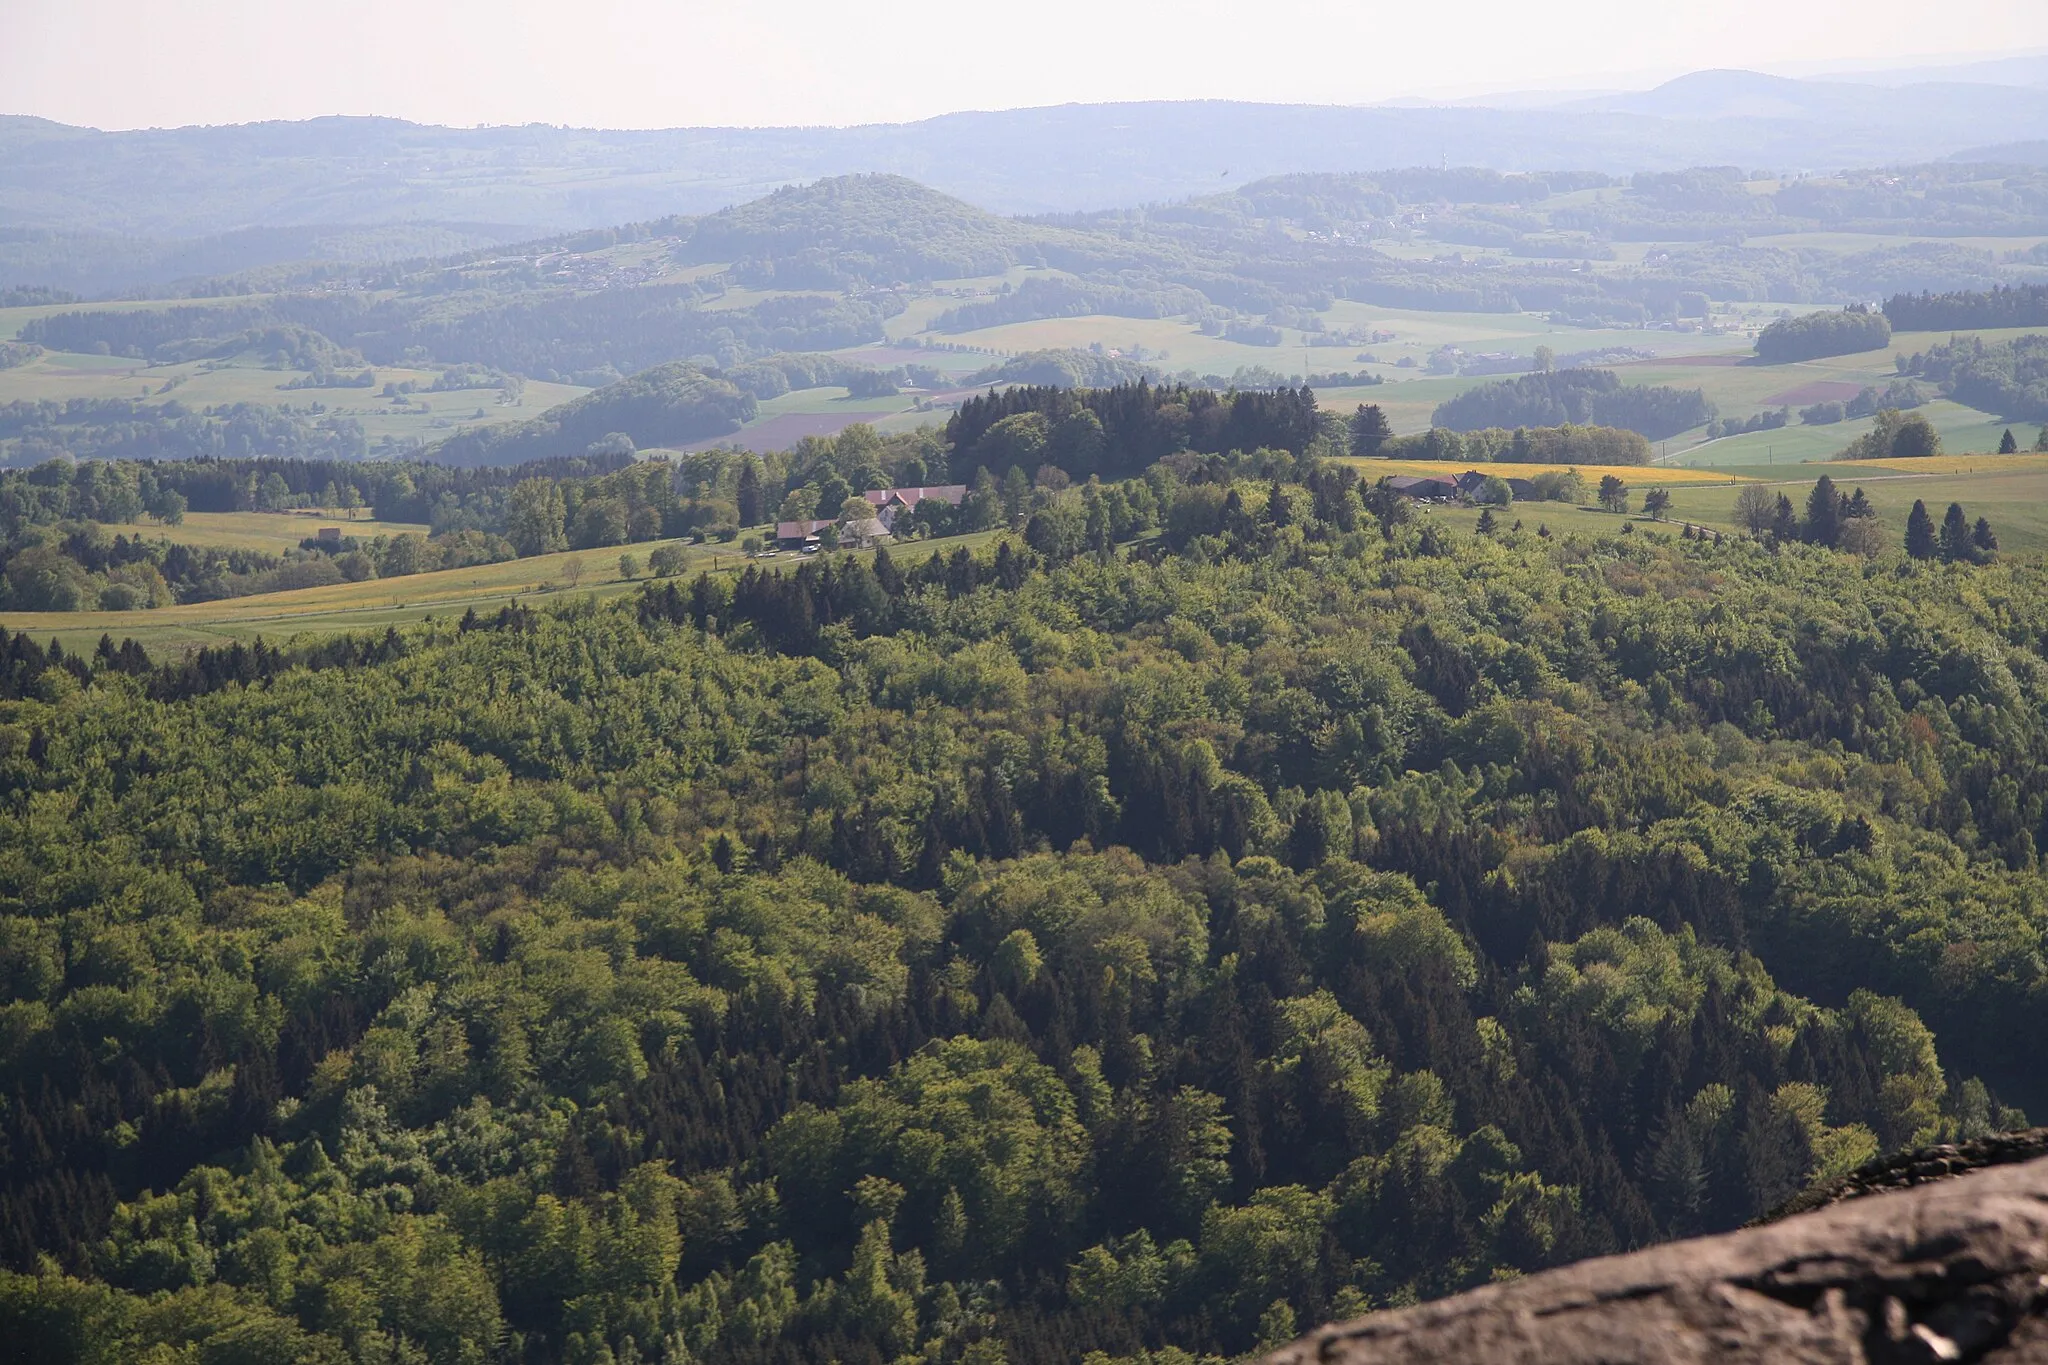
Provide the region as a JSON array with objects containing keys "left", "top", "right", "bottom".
[
  {"left": 140, "top": 511, "right": 432, "bottom": 551},
  {"left": 0, "top": 525, "right": 1008, "bottom": 654},
  {"left": 1342, "top": 458, "right": 1748, "bottom": 485}
]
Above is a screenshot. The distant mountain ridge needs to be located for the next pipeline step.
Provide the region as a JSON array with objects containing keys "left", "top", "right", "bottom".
[{"left": 8, "top": 65, "right": 2048, "bottom": 257}]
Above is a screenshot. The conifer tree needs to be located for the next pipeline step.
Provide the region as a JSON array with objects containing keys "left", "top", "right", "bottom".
[
  {"left": 1803, "top": 476, "right": 1840, "bottom": 547},
  {"left": 2000, "top": 429, "right": 2019, "bottom": 454},
  {"left": 1905, "top": 499, "right": 1937, "bottom": 559},
  {"left": 1770, "top": 494, "right": 1800, "bottom": 543},
  {"left": 1348, "top": 404, "right": 1392, "bottom": 457},
  {"left": 1939, "top": 502, "right": 1972, "bottom": 563}
]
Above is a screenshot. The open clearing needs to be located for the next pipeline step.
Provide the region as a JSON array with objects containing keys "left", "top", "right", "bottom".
[
  {"left": 1421, "top": 464, "right": 2048, "bottom": 557},
  {"left": 1760, "top": 380, "right": 1866, "bottom": 406},
  {"left": 0, "top": 347, "right": 590, "bottom": 445},
  {"left": 1664, "top": 400, "right": 2016, "bottom": 468},
  {"left": 0, "top": 538, "right": 719, "bottom": 654},
  {"left": 1344, "top": 458, "right": 1749, "bottom": 485},
  {"left": 144, "top": 510, "right": 432, "bottom": 552},
  {"left": 0, "top": 527, "right": 1005, "bottom": 655}
]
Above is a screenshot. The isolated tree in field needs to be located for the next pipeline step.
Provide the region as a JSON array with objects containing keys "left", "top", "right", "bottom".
[
  {"left": 2037, "top": 426, "right": 2048, "bottom": 452},
  {"left": 1892, "top": 414, "right": 1941, "bottom": 459},
  {"left": 1598, "top": 475, "right": 1629, "bottom": 513},
  {"left": 1840, "top": 409, "right": 1941, "bottom": 461},
  {"left": 618, "top": 553, "right": 640, "bottom": 580},
  {"left": 1533, "top": 345, "right": 1556, "bottom": 373},
  {"left": 1642, "top": 487, "right": 1672, "bottom": 520},
  {"left": 1349, "top": 404, "right": 1392, "bottom": 457},
  {"left": 561, "top": 556, "right": 585, "bottom": 588},
  {"left": 737, "top": 462, "right": 764, "bottom": 526},
  {"left": 1972, "top": 517, "right": 1999, "bottom": 556},
  {"left": 1940, "top": 503, "right": 1974, "bottom": 563},
  {"left": 741, "top": 535, "right": 764, "bottom": 556},
  {"left": 1905, "top": 500, "right": 1937, "bottom": 560},
  {"left": 2000, "top": 429, "right": 2020, "bottom": 454},
  {"left": 1476, "top": 507, "right": 1497, "bottom": 535},
  {"left": 648, "top": 544, "right": 686, "bottom": 576},
  {"left": 1804, "top": 476, "right": 1841, "bottom": 547},
  {"left": 1733, "top": 482, "right": 1776, "bottom": 535}
]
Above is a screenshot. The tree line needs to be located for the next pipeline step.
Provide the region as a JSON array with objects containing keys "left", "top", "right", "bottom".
[
  {"left": 1884, "top": 284, "right": 2048, "bottom": 333},
  {"left": 1429, "top": 369, "right": 1714, "bottom": 442}
]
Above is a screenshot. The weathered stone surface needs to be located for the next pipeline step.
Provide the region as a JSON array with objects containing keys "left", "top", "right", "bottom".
[
  {"left": 1265, "top": 1145, "right": 2048, "bottom": 1364},
  {"left": 1764, "top": 1130, "right": 2048, "bottom": 1224}
]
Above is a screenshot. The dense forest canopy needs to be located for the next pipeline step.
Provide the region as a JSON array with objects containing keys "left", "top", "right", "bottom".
[
  {"left": 431, "top": 366, "right": 757, "bottom": 469},
  {"left": 1753, "top": 307, "right": 1893, "bottom": 364},
  {"left": 1429, "top": 369, "right": 1714, "bottom": 441},
  {"left": 1900, "top": 333, "right": 2048, "bottom": 422},
  {"left": 1885, "top": 282, "right": 2048, "bottom": 332},
  {"left": 1, "top": 425, "right": 2045, "bottom": 1362}
]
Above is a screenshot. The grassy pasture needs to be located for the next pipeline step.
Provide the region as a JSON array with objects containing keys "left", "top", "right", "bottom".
[
  {"left": 147, "top": 511, "right": 432, "bottom": 552},
  {"left": 1664, "top": 400, "right": 2016, "bottom": 468},
  {"left": 0, "top": 348, "right": 590, "bottom": 445},
  {"left": 1342, "top": 457, "right": 1748, "bottom": 486},
  {"left": 0, "top": 538, "right": 717, "bottom": 655},
  {"left": 687, "top": 384, "right": 941, "bottom": 450},
  {"left": 0, "top": 296, "right": 276, "bottom": 341},
  {"left": 0, "top": 528, "right": 1009, "bottom": 655},
  {"left": 1309, "top": 324, "right": 2043, "bottom": 460},
  {"left": 1653, "top": 466, "right": 2048, "bottom": 556},
  {"left": 1417, "top": 464, "right": 2048, "bottom": 557}
]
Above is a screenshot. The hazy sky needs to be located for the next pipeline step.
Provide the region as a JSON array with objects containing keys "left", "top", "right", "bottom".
[{"left": 8, "top": 0, "right": 2047, "bottom": 129}]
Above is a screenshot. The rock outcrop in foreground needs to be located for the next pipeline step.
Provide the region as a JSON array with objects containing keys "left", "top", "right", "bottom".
[{"left": 1266, "top": 1136, "right": 2048, "bottom": 1364}]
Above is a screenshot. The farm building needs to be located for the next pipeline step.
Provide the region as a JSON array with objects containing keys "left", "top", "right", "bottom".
[
  {"left": 1384, "top": 471, "right": 1538, "bottom": 502},
  {"left": 861, "top": 484, "right": 968, "bottom": 529},
  {"left": 839, "top": 516, "right": 893, "bottom": 549},
  {"left": 1383, "top": 475, "right": 1457, "bottom": 499},
  {"left": 775, "top": 519, "right": 835, "bottom": 547}
]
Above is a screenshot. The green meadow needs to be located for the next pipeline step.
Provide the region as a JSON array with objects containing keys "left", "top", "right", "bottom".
[
  {"left": 1415, "top": 459, "right": 2048, "bottom": 556},
  {"left": 0, "top": 518, "right": 1007, "bottom": 655}
]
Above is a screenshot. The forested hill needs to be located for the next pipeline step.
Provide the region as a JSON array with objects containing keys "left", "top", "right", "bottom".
[
  {"left": 676, "top": 175, "right": 1109, "bottom": 282},
  {"left": 22, "top": 158, "right": 2048, "bottom": 393},
  {"left": 11, "top": 72, "right": 2048, "bottom": 238},
  {"left": 3, "top": 449, "right": 2047, "bottom": 1363},
  {"left": 431, "top": 363, "right": 757, "bottom": 467}
]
